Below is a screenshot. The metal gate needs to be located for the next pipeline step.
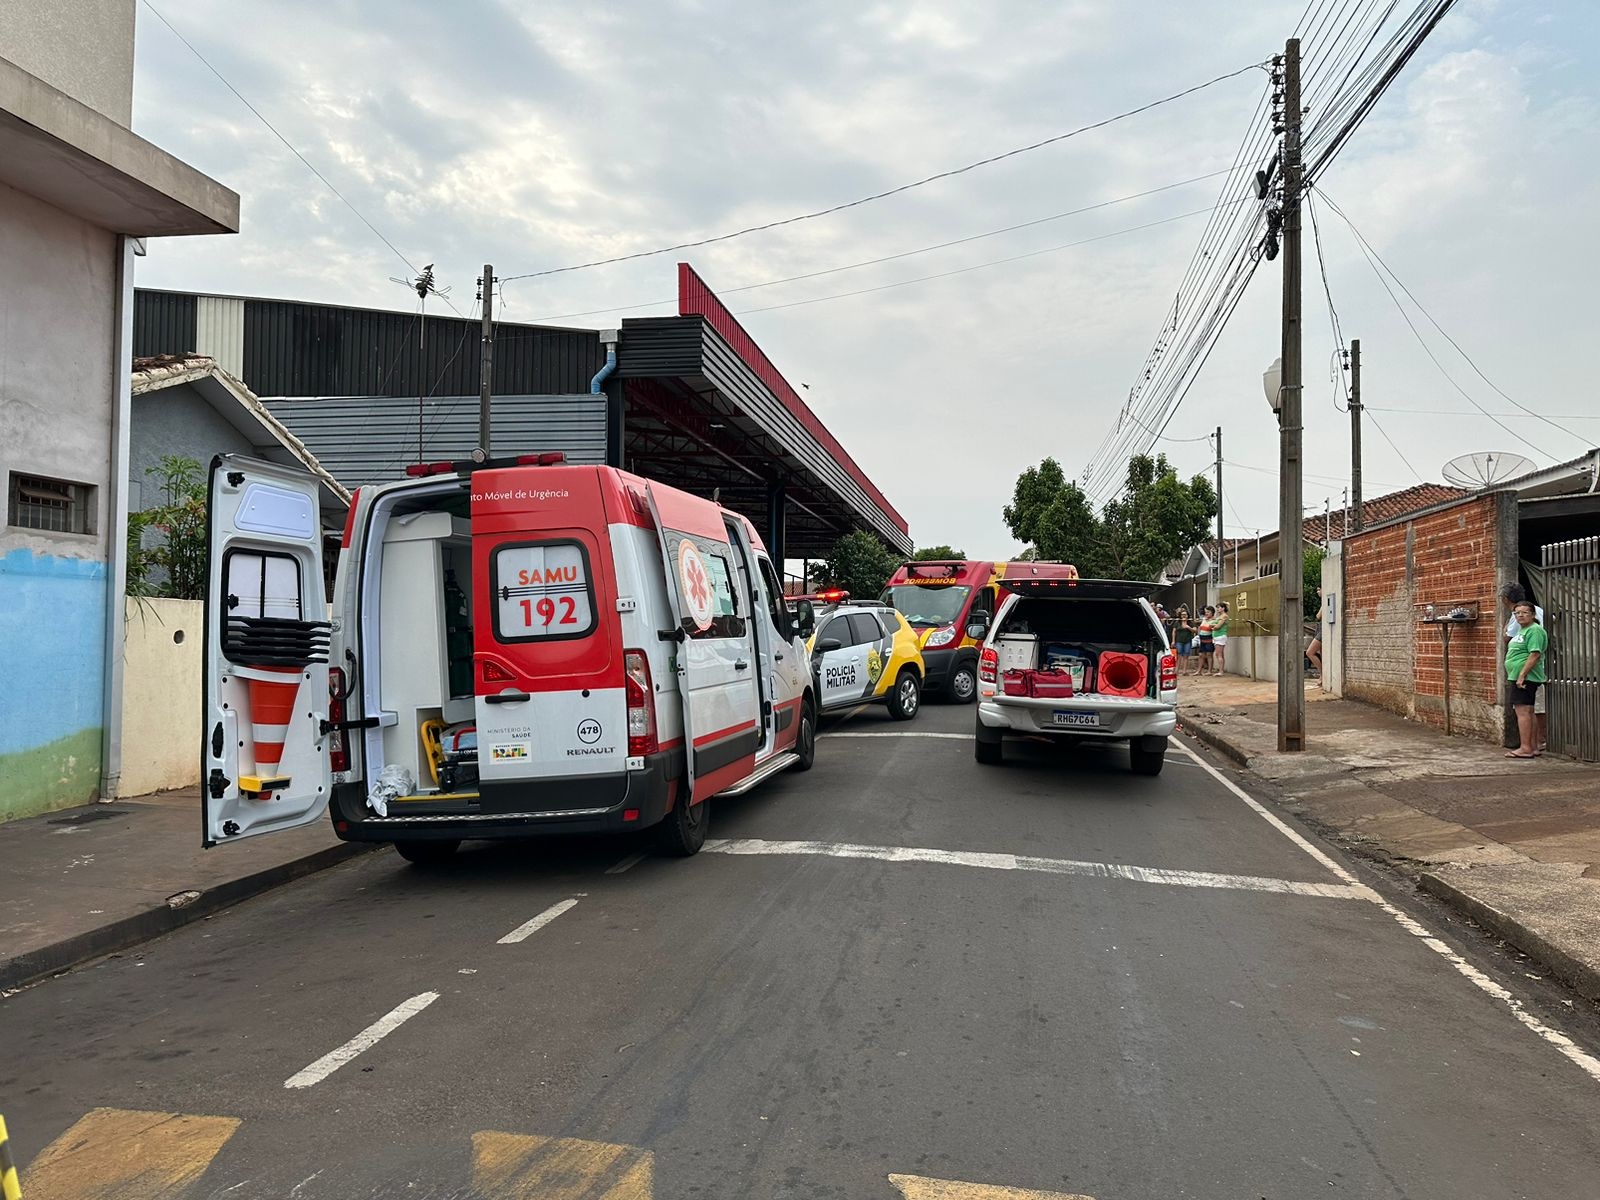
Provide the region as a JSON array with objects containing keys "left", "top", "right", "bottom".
[{"left": 1540, "top": 537, "right": 1600, "bottom": 762}]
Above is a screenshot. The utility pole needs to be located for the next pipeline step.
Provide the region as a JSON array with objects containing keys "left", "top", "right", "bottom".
[
  {"left": 1214, "top": 425, "right": 1224, "bottom": 557},
  {"left": 1276, "top": 36, "right": 1306, "bottom": 752},
  {"left": 478, "top": 264, "right": 495, "bottom": 456},
  {"left": 1349, "top": 337, "right": 1363, "bottom": 533}
]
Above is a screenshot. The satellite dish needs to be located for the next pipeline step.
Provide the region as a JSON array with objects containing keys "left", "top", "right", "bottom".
[{"left": 1442, "top": 451, "right": 1536, "bottom": 488}]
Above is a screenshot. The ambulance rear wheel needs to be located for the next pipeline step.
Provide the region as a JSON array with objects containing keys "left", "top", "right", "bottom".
[
  {"left": 793, "top": 699, "right": 817, "bottom": 772},
  {"left": 394, "top": 839, "right": 460, "bottom": 866},
  {"left": 655, "top": 793, "right": 709, "bottom": 857}
]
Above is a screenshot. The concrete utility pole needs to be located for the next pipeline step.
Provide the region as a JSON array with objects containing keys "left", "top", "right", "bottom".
[
  {"left": 1277, "top": 37, "right": 1306, "bottom": 752},
  {"left": 478, "top": 265, "right": 495, "bottom": 456},
  {"left": 1349, "top": 337, "right": 1363, "bottom": 533},
  {"left": 1214, "top": 426, "right": 1224, "bottom": 569}
]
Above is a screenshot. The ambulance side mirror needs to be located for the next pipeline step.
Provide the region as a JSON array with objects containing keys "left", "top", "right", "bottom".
[
  {"left": 966, "top": 615, "right": 990, "bottom": 639},
  {"left": 793, "top": 599, "right": 815, "bottom": 638}
]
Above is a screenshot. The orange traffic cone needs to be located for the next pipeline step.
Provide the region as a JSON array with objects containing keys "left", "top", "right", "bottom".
[{"left": 236, "top": 664, "right": 303, "bottom": 784}]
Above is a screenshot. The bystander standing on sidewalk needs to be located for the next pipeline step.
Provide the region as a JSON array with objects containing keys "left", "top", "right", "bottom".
[
  {"left": 1197, "top": 606, "right": 1216, "bottom": 675},
  {"left": 1212, "top": 602, "right": 1230, "bottom": 676},
  {"left": 1501, "top": 583, "right": 1546, "bottom": 752},
  {"left": 1505, "top": 600, "right": 1548, "bottom": 759},
  {"left": 1307, "top": 589, "right": 1325, "bottom": 688},
  {"left": 1174, "top": 606, "right": 1194, "bottom": 673}
]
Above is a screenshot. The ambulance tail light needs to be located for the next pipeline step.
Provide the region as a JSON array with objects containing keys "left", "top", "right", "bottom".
[
  {"left": 624, "top": 649, "right": 658, "bottom": 757},
  {"left": 1159, "top": 650, "right": 1178, "bottom": 692},
  {"left": 979, "top": 646, "right": 998, "bottom": 684},
  {"left": 328, "top": 668, "right": 350, "bottom": 773}
]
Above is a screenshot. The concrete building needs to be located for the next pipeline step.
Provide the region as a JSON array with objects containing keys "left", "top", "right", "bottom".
[{"left": 0, "top": 2, "right": 239, "bottom": 821}]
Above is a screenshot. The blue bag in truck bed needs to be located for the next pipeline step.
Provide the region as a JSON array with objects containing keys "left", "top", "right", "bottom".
[{"left": 1042, "top": 643, "right": 1095, "bottom": 692}]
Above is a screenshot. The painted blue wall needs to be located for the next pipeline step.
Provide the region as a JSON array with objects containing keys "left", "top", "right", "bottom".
[{"left": 0, "top": 548, "right": 107, "bottom": 817}]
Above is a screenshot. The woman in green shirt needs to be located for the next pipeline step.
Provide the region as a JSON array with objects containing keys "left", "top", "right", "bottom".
[
  {"left": 1505, "top": 602, "right": 1547, "bottom": 759},
  {"left": 1212, "top": 602, "right": 1231, "bottom": 676}
]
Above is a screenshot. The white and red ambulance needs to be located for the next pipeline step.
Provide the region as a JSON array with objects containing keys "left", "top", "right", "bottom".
[{"left": 202, "top": 453, "right": 819, "bottom": 862}]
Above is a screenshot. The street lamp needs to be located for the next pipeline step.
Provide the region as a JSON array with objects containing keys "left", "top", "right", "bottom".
[{"left": 1263, "top": 356, "right": 1283, "bottom": 415}]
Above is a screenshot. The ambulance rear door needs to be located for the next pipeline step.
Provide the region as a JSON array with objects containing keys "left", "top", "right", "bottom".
[
  {"left": 202, "top": 455, "right": 333, "bottom": 846},
  {"left": 645, "top": 484, "right": 760, "bottom": 801}
]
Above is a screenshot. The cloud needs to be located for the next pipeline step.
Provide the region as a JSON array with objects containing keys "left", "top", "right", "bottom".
[{"left": 130, "top": 0, "right": 1600, "bottom": 557}]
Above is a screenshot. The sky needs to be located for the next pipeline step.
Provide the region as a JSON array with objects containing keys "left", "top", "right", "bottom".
[{"left": 130, "top": 0, "right": 1600, "bottom": 559}]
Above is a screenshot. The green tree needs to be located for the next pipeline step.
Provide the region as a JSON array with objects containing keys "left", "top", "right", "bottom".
[
  {"left": 1002, "top": 458, "right": 1101, "bottom": 571},
  {"left": 1099, "top": 454, "right": 1216, "bottom": 583},
  {"left": 1303, "top": 543, "right": 1326, "bottom": 621},
  {"left": 911, "top": 544, "right": 966, "bottom": 561},
  {"left": 818, "top": 529, "right": 900, "bottom": 600},
  {"left": 130, "top": 455, "right": 208, "bottom": 600},
  {"left": 1002, "top": 453, "right": 1216, "bottom": 582}
]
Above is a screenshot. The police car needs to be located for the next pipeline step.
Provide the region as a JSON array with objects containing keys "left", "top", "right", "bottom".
[{"left": 806, "top": 599, "right": 926, "bottom": 720}]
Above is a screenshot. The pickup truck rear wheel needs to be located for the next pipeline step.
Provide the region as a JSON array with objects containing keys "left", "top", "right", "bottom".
[
  {"left": 974, "top": 718, "right": 1004, "bottom": 765},
  {"left": 1129, "top": 739, "right": 1166, "bottom": 776}
]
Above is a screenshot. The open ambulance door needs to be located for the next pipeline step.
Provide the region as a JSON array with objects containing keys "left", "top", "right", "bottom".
[
  {"left": 644, "top": 484, "right": 760, "bottom": 803},
  {"left": 202, "top": 454, "right": 333, "bottom": 847}
]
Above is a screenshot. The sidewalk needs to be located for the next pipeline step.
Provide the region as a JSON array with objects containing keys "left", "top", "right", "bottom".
[
  {"left": 0, "top": 788, "right": 377, "bottom": 992},
  {"left": 1176, "top": 672, "right": 1600, "bottom": 1002}
]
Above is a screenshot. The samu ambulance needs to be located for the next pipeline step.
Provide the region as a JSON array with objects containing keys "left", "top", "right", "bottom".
[
  {"left": 201, "top": 453, "right": 818, "bottom": 863},
  {"left": 879, "top": 559, "right": 1001, "bottom": 704}
]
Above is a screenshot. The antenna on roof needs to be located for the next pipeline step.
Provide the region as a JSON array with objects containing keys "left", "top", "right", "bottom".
[
  {"left": 389, "top": 266, "right": 451, "bottom": 463},
  {"left": 1441, "top": 452, "right": 1536, "bottom": 489}
]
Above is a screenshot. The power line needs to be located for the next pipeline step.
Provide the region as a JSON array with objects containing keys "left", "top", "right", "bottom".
[
  {"left": 736, "top": 203, "right": 1241, "bottom": 315},
  {"left": 500, "top": 168, "right": 1238, "bottom": 325},
  {"left": 1367, "top": 406, "right": 1600, "bottom": 419},
  {"left": 139, "top": 0, "right": 462, "bottom": 316},
  {"left": 1319, "top": 190, "right": 1591, "bottom": 449},
  {"left": 499, "top": 63, "right": 1267, "bottom": 284},
  {"left": 1364, "top": 408, "right": 1425, "bottom": 481}
]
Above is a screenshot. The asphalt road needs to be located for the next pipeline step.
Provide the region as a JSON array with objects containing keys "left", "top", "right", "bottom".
[{"left": 4, "top": 702, "right": 1599, "bottom": 1199}]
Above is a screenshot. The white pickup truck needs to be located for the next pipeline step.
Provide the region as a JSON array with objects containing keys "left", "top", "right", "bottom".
[{"left": 972, "top": 572, "right": 1178, "bottom": 775}]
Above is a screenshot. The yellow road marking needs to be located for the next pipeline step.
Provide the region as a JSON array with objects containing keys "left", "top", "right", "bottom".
[
  {"left": 472, "top": 1131, "right": 652, "bottom": 1200},
  {"left": 24, "top": 1108, "right": 239, "bottom": 1200},
  {"left": 1, "top": 1114, "right": 22, "bottom": 1200},
  {"left": 889, "top": 1174, "right": 1093, "bottom": 1200}
]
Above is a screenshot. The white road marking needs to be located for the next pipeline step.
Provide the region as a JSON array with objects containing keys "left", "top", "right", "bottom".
[
  {"left": 823, "top": 731, "right": 969, "bottom": 740},
  {"left": 606, "top": 852, "right": 648, "bottom": 874},
  {"left": 284, "top": 991, "right": 438, "bottom": 1088},
  {"left": 702, "top": 837, "right": 1373, "bottom": 900},
  {"left": 1174, "top": 739, "right": 1600, "bottom": 1084},
  {"left": 498, "top": 898, "right": 580, "bottom": 944}
]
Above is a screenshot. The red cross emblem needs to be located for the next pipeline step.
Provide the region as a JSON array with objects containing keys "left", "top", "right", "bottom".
[{"left": 685, "top": 556, "right": 710, "bottom": 609}]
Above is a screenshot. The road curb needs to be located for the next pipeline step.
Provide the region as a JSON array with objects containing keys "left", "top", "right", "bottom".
[
  {"left": 1417, "top": 870, "right": 1600, "bottom": 1005},
  {"left": 1178, "top": 718, "right": 1253, "bottom": 768},
  {"left": 0, "top": 842, "right": 381, "bottom": 993}
]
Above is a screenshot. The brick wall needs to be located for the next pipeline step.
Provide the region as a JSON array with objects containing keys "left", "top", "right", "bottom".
[{"left": 1342, "top": 493, "right": 1515, "bottom": 741}]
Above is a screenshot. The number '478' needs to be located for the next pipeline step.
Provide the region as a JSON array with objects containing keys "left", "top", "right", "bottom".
[{"left": 521, "top": 596, "right": 577, "bottom": 627}]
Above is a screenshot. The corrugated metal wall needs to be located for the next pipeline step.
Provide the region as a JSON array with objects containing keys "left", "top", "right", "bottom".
[
  {"left": 194, "top": 296, "right": 245, "bottom": 377},
  {"left": 134, "top": 291, "right": 602, "bottom": 399},
  {"left": 263, "top": 394, "right": 606, "bottom": 489},
  {"left": 133, "top": 291, "right": 197, "bottom": 357},
  {"left": 243, "top": 299, "right": 602, "bottom": 398}
]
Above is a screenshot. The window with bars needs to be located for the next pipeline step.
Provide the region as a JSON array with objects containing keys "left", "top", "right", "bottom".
[{"left": 7, "top": 473, "right": 97, "bottom": 535}]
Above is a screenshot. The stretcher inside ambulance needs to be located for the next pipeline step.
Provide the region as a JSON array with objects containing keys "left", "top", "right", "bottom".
[{"left": 202, "top": 454, "right": 818, "bottom": 862}]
